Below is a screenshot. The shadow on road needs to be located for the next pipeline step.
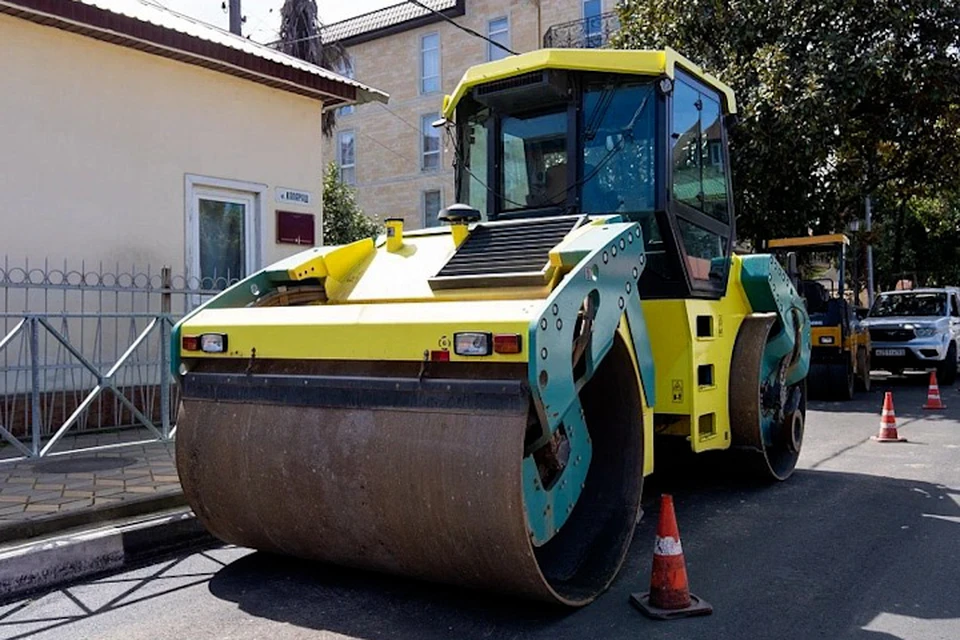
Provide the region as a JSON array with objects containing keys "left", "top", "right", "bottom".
[{"left": 207, "top": 467, "right": 960, "bottom": 640}]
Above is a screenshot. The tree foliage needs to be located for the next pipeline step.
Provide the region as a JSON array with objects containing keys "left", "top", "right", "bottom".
[
  {"left": 278, "top": 0, "right": 349, "bottom": 136},
  {"left": 322, "top": 162, "right": 380, "bottom": 245},
  {"left": 613, "top": 0, "right": 960, "bottom": 272}
]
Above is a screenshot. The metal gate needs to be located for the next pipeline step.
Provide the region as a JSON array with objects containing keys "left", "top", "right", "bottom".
[{"left": 0, "top": 257, "right": 231, "bottom": 461}]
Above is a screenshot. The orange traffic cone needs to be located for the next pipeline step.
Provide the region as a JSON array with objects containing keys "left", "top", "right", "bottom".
[
  {"left": 922, "top": 371, "right": 945, "bottom": 410},
  {"left": 872, "top": 391, "right": 907, "bottom": 442},
  {"left": 631, "top": 494, "right": 712, "bottom": 620}
]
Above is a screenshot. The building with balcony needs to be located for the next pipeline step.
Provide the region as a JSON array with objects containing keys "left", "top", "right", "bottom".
[{"left": 321, "top": 0, "right": 620, "bottom": 229}]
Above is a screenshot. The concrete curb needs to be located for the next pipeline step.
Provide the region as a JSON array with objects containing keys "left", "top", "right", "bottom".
[
  {"left": 0, "top": 508, "right": 216, "bottom": 603},
  {"left": 0, "top": 492, "right": 188, "bottom": 545}
]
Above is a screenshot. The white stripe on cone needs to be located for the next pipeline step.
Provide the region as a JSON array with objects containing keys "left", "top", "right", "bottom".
[{"left": 654, "top": 535, "right": 683, "bottom": 557}]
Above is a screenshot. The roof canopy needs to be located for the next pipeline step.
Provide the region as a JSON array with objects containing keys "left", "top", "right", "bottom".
[
  {"left": 0, "top": 0, "right": 388, "bottom": 107},
  {"left": 442, "top": 48, "right": 737, "bottom": 119}
]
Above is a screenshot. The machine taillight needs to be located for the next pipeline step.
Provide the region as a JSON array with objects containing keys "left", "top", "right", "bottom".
[
  {"left": 453, "top": 332, "right": 491, "bottom": 356},
  {"left": 493, "top": 334, "right": 522, "bottom": 354},
  {"left": 182, "top": 333, "right": 228, "bottom": 353},
  {"left": 430, "top": 350, "right": 451, "bottom": 361}
]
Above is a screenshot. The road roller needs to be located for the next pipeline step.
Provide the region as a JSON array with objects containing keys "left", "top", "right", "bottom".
[
  {"left": 172, "top": 48, "right": 811, "bottom": 606},
  {"left": 767, "top": 234, "right": 871, "bottom": 400}
]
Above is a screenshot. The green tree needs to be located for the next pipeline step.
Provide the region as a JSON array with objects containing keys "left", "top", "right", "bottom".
[
  {"left": 278, "top": 0, "right": 350, "bottom": 136},
  {"left": 613, "top": 0, "right": 960, "bottom": 249},
  {"left": 322, "top": 162, "right": 380, "bottom": 245}
]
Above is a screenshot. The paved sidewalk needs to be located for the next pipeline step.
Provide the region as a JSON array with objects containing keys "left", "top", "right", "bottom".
[{"left": 0, "top": 431, "right": 181, "bottom": 534}]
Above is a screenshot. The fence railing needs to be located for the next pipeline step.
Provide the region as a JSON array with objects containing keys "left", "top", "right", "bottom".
[
  {"left": 542, "top": 12, "right": 621, "bottom": 49},
  {"left": 0, "top": 258, "right": 232, "bottom": 461}
]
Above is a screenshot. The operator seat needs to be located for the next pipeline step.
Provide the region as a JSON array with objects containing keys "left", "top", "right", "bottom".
[{"left": 802, "top": 281, "right": 829, "bottom": 315}]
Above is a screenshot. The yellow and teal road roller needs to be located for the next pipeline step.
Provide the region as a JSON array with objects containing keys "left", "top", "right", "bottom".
[{"left": 172, "top": 48, "right": 811, "bottom": 607}]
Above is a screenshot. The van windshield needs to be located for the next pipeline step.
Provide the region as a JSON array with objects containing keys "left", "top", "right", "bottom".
[{"left": 870, "top": 292, "right": 946, "bottom": 318}]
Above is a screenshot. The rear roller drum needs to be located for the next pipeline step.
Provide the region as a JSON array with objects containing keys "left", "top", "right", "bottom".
[
  {"left": 833, "top": 358, "right": 855, "bottom": 400},
  {"left": 176, "top": 336, "right": 645, "bottom": 606},
  {"left": 730, "top": 315, "right": 806, "bottom": 481},
  {"left": 855, "top": 347, "right": 871, "bottom": 392}
]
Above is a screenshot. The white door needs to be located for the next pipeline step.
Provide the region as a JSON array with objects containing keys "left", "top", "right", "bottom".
[{"left": 187, "top": 186, "right": 258, "bottom": 289}]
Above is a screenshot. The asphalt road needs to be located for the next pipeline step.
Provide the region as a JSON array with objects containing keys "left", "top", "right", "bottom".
[{"left": 2, "top": 375, "right": 958, "bottom": 640}]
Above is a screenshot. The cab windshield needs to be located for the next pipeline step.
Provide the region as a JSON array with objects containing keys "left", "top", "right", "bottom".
[
  {"left": 870, "top": 293, "right": 946, "bottom": 318},
  {"left": 458, "top": 79, "right": 657, "bottom": 218}
]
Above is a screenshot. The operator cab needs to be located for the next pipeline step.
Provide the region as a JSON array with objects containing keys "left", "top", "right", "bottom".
[
  {"left": 447, "top": 53, "right": 737, "bottom": 299},
  {"left": 767, "top": 235, "right": 855, "bottom": 327}
]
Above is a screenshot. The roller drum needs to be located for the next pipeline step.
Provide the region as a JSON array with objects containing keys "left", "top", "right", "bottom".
[{"left": 177, "top": 342, "right": 644, "bottom": 606}]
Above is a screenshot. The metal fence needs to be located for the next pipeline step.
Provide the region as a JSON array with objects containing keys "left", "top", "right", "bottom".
[
  {"left": 0, "top": 257, "right": 230, "bottom": 461},
  {"left": 542, "top": 12, "right": 621, "bottom": 49}
]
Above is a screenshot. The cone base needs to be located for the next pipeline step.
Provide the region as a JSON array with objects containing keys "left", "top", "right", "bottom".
[
  {"left": 922, "top": 403, "right": 945, "bottom": 410},
  {"left": 871, "top": 434, "right": 908, "bottom": 443},
  {"left": 630, "top": 592, "right": 713, "bottom": 620}
]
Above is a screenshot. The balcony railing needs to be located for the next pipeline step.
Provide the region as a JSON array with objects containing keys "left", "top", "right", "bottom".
[{"left": 543, "top": 12, "right": 621, "bottom": 49}]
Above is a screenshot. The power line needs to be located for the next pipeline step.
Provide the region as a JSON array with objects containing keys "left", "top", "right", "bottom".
[
  {"left": 265, "top": 0, "right": 517, "bottom": 56},
  {"left": 357, "top": 130, "right": 421, "bottom": 166},
  {"left": 376, "top": 102, "right": 424, "bottom": 136},
  {"left": 404, "top": 0, "right": 517, "bottom": 56}
]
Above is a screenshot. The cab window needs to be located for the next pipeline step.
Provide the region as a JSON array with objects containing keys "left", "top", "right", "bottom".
[
  {"left": 670, "top": 74, "right": 733, "bottom": 294},
  {"left": 501, "top": 110, "right": 568, "bottom": 210},
  {"left": 671, "top": 80, "right": 729, "bottom": 224}
]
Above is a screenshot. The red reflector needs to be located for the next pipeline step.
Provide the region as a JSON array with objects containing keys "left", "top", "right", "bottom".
[
  {"left": 430, "top": 350, "right": 451, "bottom": 361},
  {"left": 182, "top": 335, "right": 200, "bottom": 351},
  {"left": 493, "top": 334, "right": 522, "bottom": 354}
]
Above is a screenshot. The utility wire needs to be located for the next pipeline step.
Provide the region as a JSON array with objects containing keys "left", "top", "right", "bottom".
[
  {"left": 358, "top": 130, "right": 421, "bottom": 166},
  {"left": 404, "top": 0, "right": 517, "bottom": 56},
  {"left": 376, "top": 102, "right": 423, "bottom": 136},
  {"left": 265, "top": 0, "right": 517, "bottom": 56}
]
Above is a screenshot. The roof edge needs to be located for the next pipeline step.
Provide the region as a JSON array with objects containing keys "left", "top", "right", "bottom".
[
  {"left": 324, "top": 0, "right": 465, "bottom": 48},
  {"left": 0, "top": 0, "right": 388, "bottom": 106}
]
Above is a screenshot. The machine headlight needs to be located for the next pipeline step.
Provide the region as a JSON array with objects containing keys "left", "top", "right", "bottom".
[
  {"left": 199, "top": 333, "right": 228, "bottom": 353},
  {"left": 453, "top": 332, "right": 491, "bottom": 356},
  {"left": 914, "top": 327, "right": 938, "bottom": 338},
  {"left": 818, "top": 336, "right": 835, "bottom": 345}
]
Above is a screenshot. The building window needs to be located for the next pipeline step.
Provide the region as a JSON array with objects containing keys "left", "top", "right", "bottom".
[
  {"left": 421, "top": 113, "right": 441, "bottom": 171},
  {"left": 335, "top": 56, "right": 355, "bottom": 116},
  {"left": 338, "top": 130, "right": 356, "bottom": 184},
  {"left": 487, "top": 17, "right": 510, "bottom": 61},
  {"left": 423, "top": 190, "right": 443, "bottom": 227},
  {"left": 583, "top": 0, "right": 602, "bottom": 48},
  {"left": 420, "top": 33, "right": 440, "bottom": 94}
]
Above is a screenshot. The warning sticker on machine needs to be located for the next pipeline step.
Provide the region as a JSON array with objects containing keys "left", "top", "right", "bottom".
[{"left": 672, "top": 379, "right": 683, "bottom": 403}]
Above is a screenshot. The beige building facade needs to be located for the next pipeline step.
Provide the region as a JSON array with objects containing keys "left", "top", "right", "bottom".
[
  {"left": 0, "top": 0, "right": 384, "bottom": 285},
  {"left": 321, "top": 0, "right": 619, "bottom": 230}
]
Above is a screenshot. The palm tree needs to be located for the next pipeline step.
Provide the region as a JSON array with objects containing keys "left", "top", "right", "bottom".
[{"left": 278, "top": 0, "right": 349, "bottom": 136}]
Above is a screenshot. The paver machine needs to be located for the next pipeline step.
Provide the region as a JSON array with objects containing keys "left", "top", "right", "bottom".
[
  {"left": 768, "top": 235, "right": 870, "bottom": 399},
  {"left": 172, "top": 48, "right": 811, "bottom": 607}
]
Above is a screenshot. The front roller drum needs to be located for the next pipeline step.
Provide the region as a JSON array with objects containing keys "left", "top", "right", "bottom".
[
  {"left": 729, "top": 315, "right": 807, "bottom": 480},
  {"left": 176, "top": 342, "right": 644, "bottom": 606}
]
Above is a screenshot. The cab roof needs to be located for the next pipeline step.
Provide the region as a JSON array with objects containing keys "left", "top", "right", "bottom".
[
  {"left": 767, "top": 234, "right": 850, "bottom": 249},
  {"left": 441, "top": 48, "right": 737, "bottom": 119}
]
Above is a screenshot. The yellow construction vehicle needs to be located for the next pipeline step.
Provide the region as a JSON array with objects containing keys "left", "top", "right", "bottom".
[
  {"left": 767, "top": 235, "right": 870, "bottom": 399},
  {"left": 172, "top": 48, "right": 811, "bottom": 607}
]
